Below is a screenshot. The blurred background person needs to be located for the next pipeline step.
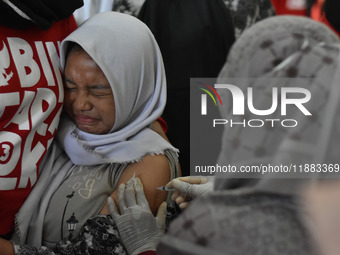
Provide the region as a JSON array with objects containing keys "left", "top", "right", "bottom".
[{"left": 138, "top": 0, "right": 275, "bottom": 175}]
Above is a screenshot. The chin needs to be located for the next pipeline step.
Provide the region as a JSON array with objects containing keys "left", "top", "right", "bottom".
[{"left": 76, "top": 125, "right": 94, "bottom": 134}]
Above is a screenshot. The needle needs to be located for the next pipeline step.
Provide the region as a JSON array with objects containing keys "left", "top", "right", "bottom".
[{"left": 157, "top": 186, "right": 176, "bottom": 192}]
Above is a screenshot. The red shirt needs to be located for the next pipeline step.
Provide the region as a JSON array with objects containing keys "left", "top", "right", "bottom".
[
  {"left": 0, "top": 16, "right": 77, "bottom": 236},
  {"left": 271, "top": 0, "right": 308, "bottom": 16},
  {"left": 139, "top": 251, "right": 157, "bottom": 255}
]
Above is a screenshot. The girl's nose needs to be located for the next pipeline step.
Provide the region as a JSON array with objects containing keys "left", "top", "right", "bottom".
[{"left": 73, "top": 91, "right": 92, "bottom": 111}]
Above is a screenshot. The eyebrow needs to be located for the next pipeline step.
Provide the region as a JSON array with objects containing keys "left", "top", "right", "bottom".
[
  {"left": 64, "top": 78, "right": 111, "bottom": 90},
  {"left": 89, "top": 85, "right": 111, "bottom": 90}
]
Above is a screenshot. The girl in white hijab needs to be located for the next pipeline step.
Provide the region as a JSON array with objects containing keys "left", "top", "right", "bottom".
[{"left": 2, "top": 12, "right": 179, "bottom": 255}]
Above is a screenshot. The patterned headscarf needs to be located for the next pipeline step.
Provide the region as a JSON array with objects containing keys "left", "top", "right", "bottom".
[
  {"left": 215, "top": 15, "right": 340, "bottom": 192},
  {"left": 157, "top": 16, "right": 340, "bottom": 255}
]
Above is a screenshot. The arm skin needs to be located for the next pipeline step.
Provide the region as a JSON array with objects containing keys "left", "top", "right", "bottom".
[
  {"left": 101, "top": 153, "right": 171, "bottom": 215},
  {"left": 101, "top": 119, "right": 181, "bottom": 215},
  {"left": 0, "top": 238, "right": 14, "bottom": 255}
]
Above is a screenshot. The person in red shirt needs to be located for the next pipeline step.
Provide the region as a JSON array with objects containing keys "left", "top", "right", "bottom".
[
  {"left": 271, "top": 0, "right": 308, "bottom": 16},
  {"left": 0, "top": 0, "right": 82, "bottom": 239}
]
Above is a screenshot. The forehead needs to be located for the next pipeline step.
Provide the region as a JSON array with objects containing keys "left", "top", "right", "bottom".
[
  {"left": 67, "top": 48, "right": 96, "bottom": 67},
  {"left": 65, "top": 49, "right": 109, "bottom": 79}
]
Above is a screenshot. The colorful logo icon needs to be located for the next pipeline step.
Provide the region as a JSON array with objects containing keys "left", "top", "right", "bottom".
[{"left": 198, "top": 82, "right": 222, "bottom": 115}]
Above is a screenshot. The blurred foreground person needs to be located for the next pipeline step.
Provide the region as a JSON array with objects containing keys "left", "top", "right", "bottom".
[{"left": 109, "top": 15, "right": 340, "bottom": 255}]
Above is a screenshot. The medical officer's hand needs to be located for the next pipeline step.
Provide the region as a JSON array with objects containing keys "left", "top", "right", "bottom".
[
  {"left": 166, "top": 176, "right": 214, "bottom": 209},
  {"left": 108, "top": 177, "right": 166, "bottom": 255}
]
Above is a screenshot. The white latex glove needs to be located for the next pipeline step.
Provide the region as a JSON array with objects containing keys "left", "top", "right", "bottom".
[
  {"left": 108, "top": 177, "right": 166, "bottom": 255},
  {"left": 166, "top": 176, "right": 214, "bottom": 209}
]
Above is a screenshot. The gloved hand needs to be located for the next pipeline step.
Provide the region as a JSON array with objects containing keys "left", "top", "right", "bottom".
[
  {"left": 108, "top": 177, "right": 166, "bottom": 255},
  {"left": 166, "top": 176, "right": 215, "bottom": 209}
]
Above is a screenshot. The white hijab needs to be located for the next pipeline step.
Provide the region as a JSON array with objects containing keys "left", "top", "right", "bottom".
[
  {"left": 58, "top": 12, "right": 177, "bottom": 165},
  {"left": 14, "top": 12, "right": 178, "bottom": 247}
]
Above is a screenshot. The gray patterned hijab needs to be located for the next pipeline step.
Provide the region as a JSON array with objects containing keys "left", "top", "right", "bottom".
[
  {"left": 158, "top": 16, "right": 340, "bottom": 255},
  {"left": 215, "top": 15, "right": 340, "bottom": 193}
]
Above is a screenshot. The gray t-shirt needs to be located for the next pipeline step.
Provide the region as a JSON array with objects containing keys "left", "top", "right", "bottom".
[{"left": 42, "top": 150, "right": 179, "bottom": 248}]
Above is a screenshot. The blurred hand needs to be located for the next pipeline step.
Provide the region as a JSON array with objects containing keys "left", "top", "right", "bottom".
[
  {"left": 303, "top": 181, "right": 340, "bottom": 255},
  {"left": 166, "top": 176, "right": 214, "bottom": 209},
  {"left": 108, "top": 177, "right": 166, "bottom": 255}
]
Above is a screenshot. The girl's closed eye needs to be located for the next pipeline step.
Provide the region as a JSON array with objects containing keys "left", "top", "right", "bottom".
[
  {"left": 64, "top": 78, "right": 77, "bottom": 91},
  {"left": 89, "top": 85, "right": 113, "bottom": 97}
]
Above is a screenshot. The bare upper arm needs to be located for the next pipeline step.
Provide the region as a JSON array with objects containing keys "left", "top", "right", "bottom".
[{"left": 100, "top": 153, "right": 171, "bottom": 215}]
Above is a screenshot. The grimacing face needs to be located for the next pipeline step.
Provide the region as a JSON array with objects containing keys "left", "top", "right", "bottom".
[{"left": 63, "top": 49, "right": 116, "bottom": 134}]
